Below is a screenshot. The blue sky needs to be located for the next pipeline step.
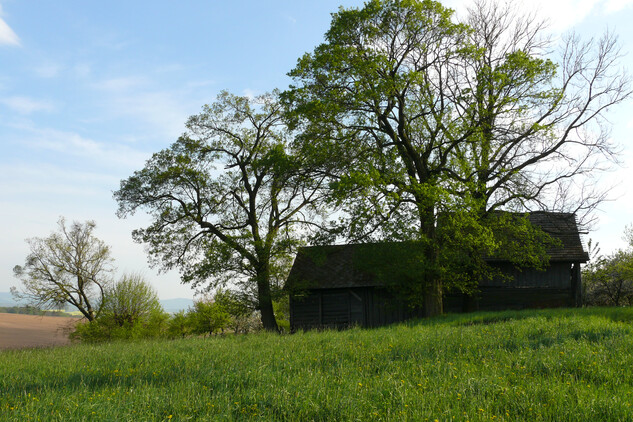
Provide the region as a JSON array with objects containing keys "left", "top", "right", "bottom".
[{"left": 1, "top": 0, "right": 633, "bottom": 300}]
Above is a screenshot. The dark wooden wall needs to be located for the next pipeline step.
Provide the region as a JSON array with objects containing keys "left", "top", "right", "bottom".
[
  {"left": 289, "top": 261, "right": 583, "bottom": 330},
  {"left": 290, "top": 287, "right": 423, "bottom": 330},
  {"left": 483, "top": 262, "right": 571, "bottom": 288}
]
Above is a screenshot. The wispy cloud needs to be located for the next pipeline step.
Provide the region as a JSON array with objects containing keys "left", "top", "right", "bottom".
[
  {"left": 1, "top": 118, "right": 150, "bottom": 173},
  {"left": 0, "top": 96, "right": 55, "bottom": 114},
  {"left": 448, "top": 0, "right": 633, "bottom": 32},
  {"left": 283, "top": 14, "right": 297, "bottom": 26},
  {"left": 33, "top": 63, "right": 63, "bottom": 79},
  {"left": 88, "top": 73, "right": 211, "bottom": 141},
  {"left": 1, "top": 162, "right": 117, "bottom": 197},
  {"left": 106, "top": 90, "right": 191, "bottom": 138},
  {"left": 19, "top": 126, "right": 149, "bottom": 170},
  {"left": 0, "top": 5, "right": 19, "bottom": 46},
  {"left": 95, "top": 76, "right": 148, "bottom": 92},
  {"left": 530, "top": 0, "right": 632, "bottom": 32},
  {"left": 242, "top": 88, "right": 260, "bottom": 100},
  {"left": 604, "top": 0, "right": 633, "bottom": 12}
]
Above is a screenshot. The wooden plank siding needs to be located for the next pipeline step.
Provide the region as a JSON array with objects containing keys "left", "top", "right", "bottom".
[
  {"left": 482, "top": 262, "right": 572, "bottom": 288},
  {"left": 286, "top": 213, "right": 589, "bottom": 330},
  {"left": 290, "top": 287, "right": 424, "bottom": 330}
]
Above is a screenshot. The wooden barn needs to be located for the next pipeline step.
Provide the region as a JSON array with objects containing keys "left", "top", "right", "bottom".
[{"left": 286, "top": 212, "right": 589, "bottom": 330}]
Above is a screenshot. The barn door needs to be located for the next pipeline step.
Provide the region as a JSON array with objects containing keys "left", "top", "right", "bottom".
[{"left": 349, "top": 289, "right": 364, "bottom": 326}]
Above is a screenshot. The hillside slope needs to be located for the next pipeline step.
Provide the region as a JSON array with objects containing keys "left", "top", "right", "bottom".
[{"left": 0, "top": 307, "right": 632, "bottom": 420}]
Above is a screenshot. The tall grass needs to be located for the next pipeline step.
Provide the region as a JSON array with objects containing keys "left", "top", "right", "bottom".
[{"left": 1, "top": 307, "right": 632, "bottom": 421}]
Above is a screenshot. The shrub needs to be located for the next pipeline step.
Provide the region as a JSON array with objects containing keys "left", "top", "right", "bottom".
[
  {"left": 166, "top": 310, "right": 190, "bottom": 339},
  {"left": 584, "top": 250, "right": 633, "bottom": 306},
  {"left": 273, "top": 296, "right": 290, "bottom": 332},
  {"left": 187, "top": 297, "right": 231, "bottom": 336},
  {"left": 72, "top": 274, "right": 169, "bottom": 342}
]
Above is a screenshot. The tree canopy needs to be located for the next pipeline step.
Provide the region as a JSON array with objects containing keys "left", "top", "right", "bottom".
[
  {"left": 114, "top": 91, "right": 329, "bottom": 330},
  {"left": 12, "top": 218, "right": 114, "bottom": 321},
  {"left": 284, "top": 0, "right": 630, "bottom": 314},
  {"left": 113, "top": 0, "right": 629, "bottom": 321}
]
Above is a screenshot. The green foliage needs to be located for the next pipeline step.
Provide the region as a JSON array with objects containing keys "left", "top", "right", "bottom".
[
  {"left": 284, "top": 0, "right": 629, "bottom": 315},
  {"left": 584, "top": 250, "right": 633, "bottom": 307},
  {"left": 72, "top": 308, "right": 169, "bottom": 342},
  {"left": 71, "top": 275, "right": 169, "bottom": 342},
  {"left": 273, "top": 296, "right": 290, "bottom": 332},
  {"left": 101, "top": 273, "right": 165, "bottom": 327},
  {"left": 2, "top": 308, "right": 633, "bottom": 420},
  {"left": 213, "top": 289, "right": 261, "bottom": 334},
  {"left": 187, "top": 297, "right": 231, "bottom": 336},
  {"left": 184, "top": 289, "right": 265, "bottom": 335},
  {"left": 166, "top": 310, "right": 190, "bottom": 339},
  {"left": 114, "top": 91, "right": 329, "bottom": 330}
]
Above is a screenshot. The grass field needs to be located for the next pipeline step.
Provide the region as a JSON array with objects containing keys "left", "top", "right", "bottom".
[{"left": 1, "top": 307, "right": 632, "bottom": 421}]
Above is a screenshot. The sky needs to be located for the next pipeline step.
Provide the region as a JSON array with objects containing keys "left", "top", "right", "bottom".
[{"left": 1, "top": 0, "right": 633, "bottom": 300}]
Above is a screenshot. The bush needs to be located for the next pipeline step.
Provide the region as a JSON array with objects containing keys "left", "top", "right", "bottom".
[
  {"left": 166, "top": 310, "right": 190, "bottom": 339},
  {"left": 273, "top": 296, "right": 290, "bottom": 332},
  {"left": 72, "top": 274, "right": 169, "bottom": 342},
  {"left": 214, "top": 290, "right": 261, "bottom": 333},
  {"left": 187, "top": 297, "right": 231, "bottom": 336},
  {"left": 584, "top": 250, "right": 633, "bottom": 306}
]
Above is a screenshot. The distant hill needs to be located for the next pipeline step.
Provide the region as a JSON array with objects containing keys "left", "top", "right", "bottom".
[
  {"left": 2, "top": 292, "right": 192, "bottom": 313},
  {"left": 160, "top": 298, "right": 194, "bottom": 313},
  {"left": 0, "top": 292, "right": 19, "bottom": 307}
]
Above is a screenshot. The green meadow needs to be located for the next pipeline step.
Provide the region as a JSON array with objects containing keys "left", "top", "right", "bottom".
[{"left": 1, "top": 307, "right": 632, "bottom": 421}]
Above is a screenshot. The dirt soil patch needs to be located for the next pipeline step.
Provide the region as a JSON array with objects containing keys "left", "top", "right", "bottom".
[{"left": 0, "top": 313, "right": 80, "bottom": 350}]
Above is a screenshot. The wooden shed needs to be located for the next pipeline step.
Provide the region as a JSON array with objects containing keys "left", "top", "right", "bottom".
[{"left": 286, "top": 212, "right": 589, "bottom": 330}]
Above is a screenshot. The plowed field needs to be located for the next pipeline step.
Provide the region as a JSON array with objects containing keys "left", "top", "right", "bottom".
[{"left": 0, "top": 313, "right": 79, "bottom": 350}]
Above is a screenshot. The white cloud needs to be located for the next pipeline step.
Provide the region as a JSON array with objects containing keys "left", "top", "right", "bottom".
[
  {"left": 284, "top": 14, "right": 297, "bottom": 25},
  {"left": 446, "top": 0, "right": 633, "bottom": 33},
  {"left": 73, "top": 63, "right": 92, "bottom": 79},
  {"left": 242, "top": 88, "right": 260, "bottom": 100},
  {"left": 604, "top": 0, "right": 633, "bottom": 12},
  {"left": 96, "top": 76, "right": 148, "bottom": 92},
  {"left": 525, "top": 0, "right": 613, "bottom": 32},
  {"left": 0, "top": 96, "right": 55, "bottom": 114},
  {"left": 24, "top": 127, "right": 148, "bottom": 169},
  {"left": 1, "top": 120, "right": 150, "bottom": 171},
  {"left": 0, "top": 12, "right": 19, "bottom": 46},
  {"left": 33, "top": 63, "right": 63, "bottom": 79}
]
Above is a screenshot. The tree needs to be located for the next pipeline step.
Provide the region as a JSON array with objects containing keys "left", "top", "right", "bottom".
[
  {"left": 101, "top": 273, "right": 165, "bottom": 328},
  {"left": 583, "top": 250, "right": 633, "bottom": 306},
  {"left": 284, "top": 0, "right": 629, "bottom": 315},
  {"left": 584, "top": 228, "right": 633, "bottom": 307},
  {"left": 285, "top": 0, "right": 476, "bottom": 316},
  {"left": 114, "top": 91, "right": 329, "bottom": 331},
  {"left": 213, "top": 289, "right": 260, "bottom": 333},
  {"left": 72, "top": 274, "right": 169, "bottom": 341},
  {"left": 12, "top": 218, "right": 114, "bottom": 321},
  {"left": 167, "top": 310, "right": 191, "bottom": 339},
  {"left": 187, "top": 296, "right": 231, "bottom": 336},
  {"left": 450, "top": 0, "right": 630, "bottom": 223}
]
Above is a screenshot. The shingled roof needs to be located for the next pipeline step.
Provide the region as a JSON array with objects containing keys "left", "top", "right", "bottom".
[
  {"left": 286, "top": 212, "right": 588, "bottom": 290},
  {"left": 524, "top": 212, "right": 588, "bottom": 262}
]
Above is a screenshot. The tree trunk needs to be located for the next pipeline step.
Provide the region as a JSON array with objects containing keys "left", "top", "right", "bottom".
[
  {"left": 256, "top": 266, "right": 279, "bottom": 332},
  {"left": 424, "top": 278, "right": 443, "bottom": 317},
  {"left": 420, "top": 203, "right": 443, "bottom": 317}
]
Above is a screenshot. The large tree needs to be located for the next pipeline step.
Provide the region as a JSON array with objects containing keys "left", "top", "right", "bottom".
[
  {"left": 12, "top": 218, "right": 114, "bottom": 321},
  {"left": 285, "top": 0, "right": 476, "bottom": 316},
  {"left": 285, "top": 0, "right": 629, "bottom": 315},
  {"left": 450, "top": 0, "right": 630, "bottom": 222},
  {"left": 114, "top": 91, "right": 328, "bottom": 331}
]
